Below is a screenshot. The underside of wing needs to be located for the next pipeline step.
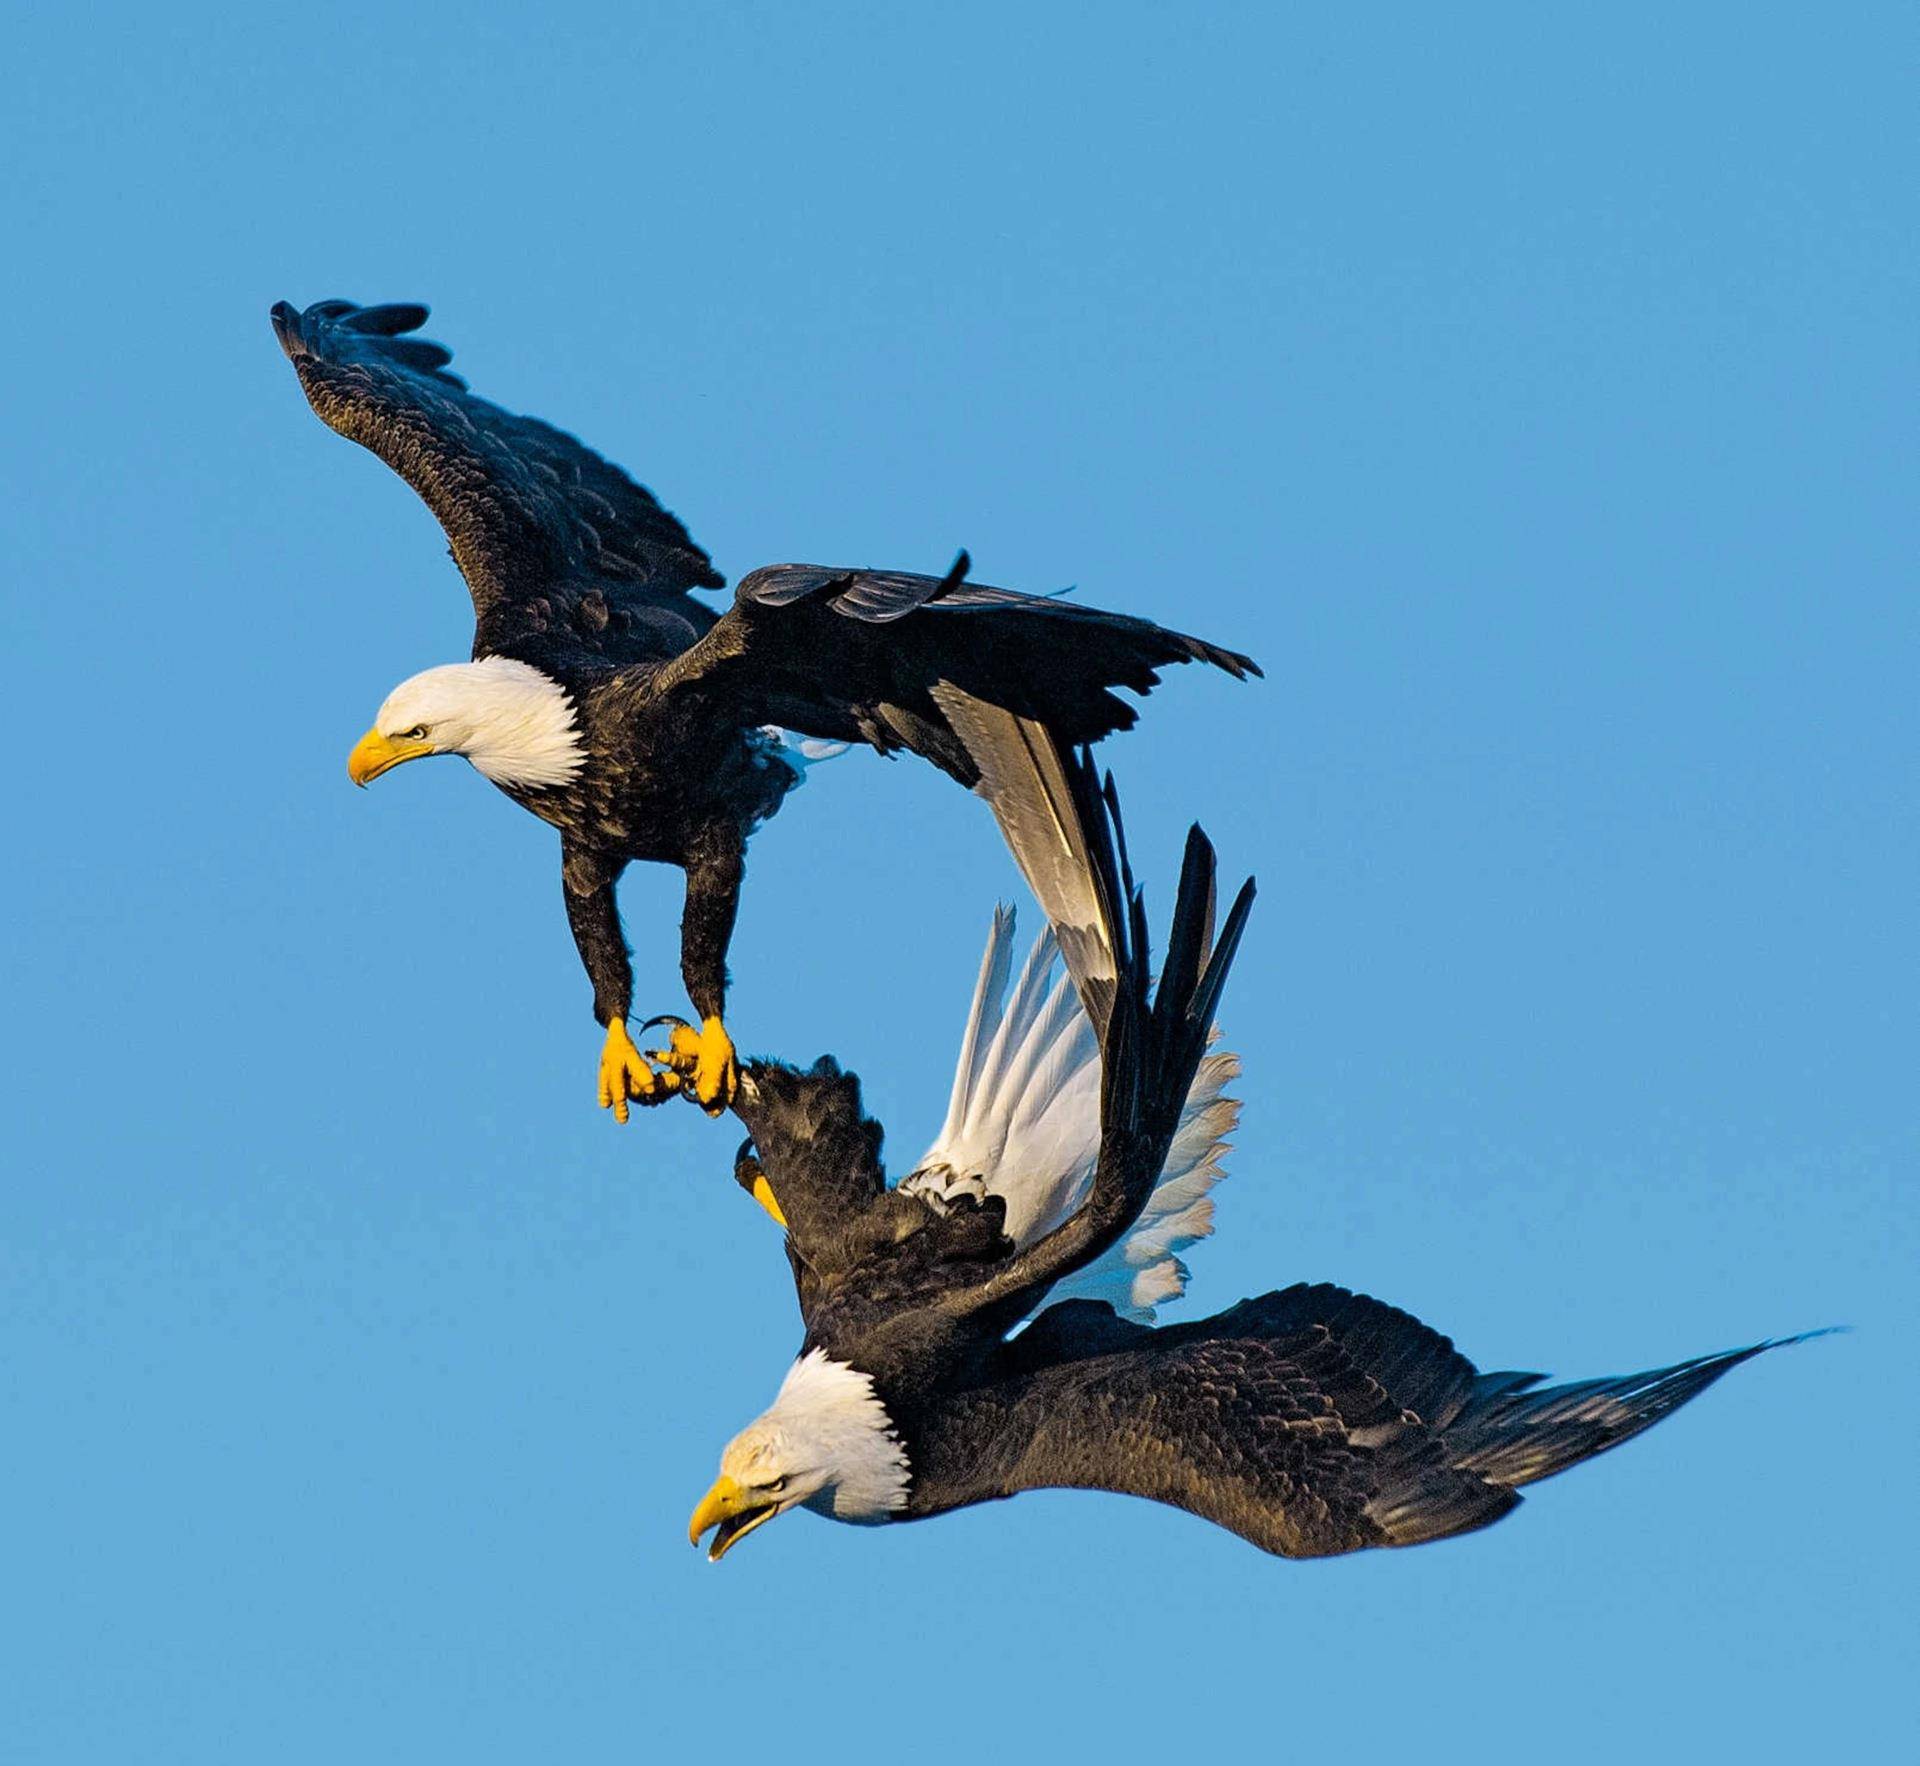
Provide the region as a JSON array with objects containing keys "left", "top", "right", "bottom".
[
  {"left": 270, "top": 298, "right": 722, "bottom": 661},
  {"left": 646, "top": 554, "right": 1255, "bottom": 787},
  {"left": 901, "top": 908, "right": 1240, "bottom": 1320},
  {"left": 930, "top": 689, "right": 1118, "bottom": 1007},
  {"left": 988, "top": 1299, "right": 1518, "bottom": 1558},
  {"left": 980, "top": 1286, "right": 1821, "bottom": 1557}
]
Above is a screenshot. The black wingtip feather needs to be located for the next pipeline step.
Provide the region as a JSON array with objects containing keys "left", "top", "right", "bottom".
[
  {"left": 1191, "top": 877, "right": 1255, "bottom": 1035},
  {"left": 1155, "top": 824, "right": 1219, "bottom": 1021},
  {"left": 1060, "top": 741, "right": 1255, "bottom": 1073},
  {"left": 345, "top": 301, "right": 431, "bottom": 335},
  {"left": 269, "top": 296, "right": 468, "bottom": 389},
  {"left": 1092, "top": 762, "right": 1254, "bottom": 1154}
]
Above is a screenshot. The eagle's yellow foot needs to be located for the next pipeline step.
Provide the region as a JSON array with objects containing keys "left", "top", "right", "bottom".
[
  {"left": 652, "top": 1014, "right": 737, "bottom": 1117},
  {"left": 598, "top": 1017, "right": 680, "bottom": 1123},
  {"left": 687, "top": 1015, "right": 738, "bottom": 1115}
]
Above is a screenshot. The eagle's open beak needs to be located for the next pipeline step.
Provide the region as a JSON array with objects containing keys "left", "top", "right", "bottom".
[
  {"left": 689, "top": 1475, "right": 782, "bottom": 1563},
  {"left": 347, "top": 727, "right": 434, "bottom": 787}
]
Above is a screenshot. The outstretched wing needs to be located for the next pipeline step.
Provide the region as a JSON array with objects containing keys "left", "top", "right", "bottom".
[
  {"left": 977, "top": 1285, "right": 1820, "bottom": 1558},
  {"left": 270, "top": 298, "right": 723, "bottom": 661},
  {"left": 648, "top": 553, "right": 1256, "bottom": 785},
  {"left": 979, "top": 1293, "right": 1516, "bottom": 1558},
  {"left": 901, "top": 908, "right": 1240, "bottom": 1321}
]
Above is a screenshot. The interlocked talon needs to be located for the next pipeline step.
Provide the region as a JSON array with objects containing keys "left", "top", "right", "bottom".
[
  {"left": 648, "top": 1014, "right": 738, "bottom": 1117},
  {"left": 689, "top": 1015, "right": 739, "bottom": 1113},
  {"left": 597, "top": 1016, "right": 680, "bottom": 1123}
]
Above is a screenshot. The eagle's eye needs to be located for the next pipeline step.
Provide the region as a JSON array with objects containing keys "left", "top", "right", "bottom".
[
  {"left": 767, "top": 1477, "right": 787, "bottom": 1495},
  {"left": 401, "top": 725, "right": 429, "bottom": 741}
]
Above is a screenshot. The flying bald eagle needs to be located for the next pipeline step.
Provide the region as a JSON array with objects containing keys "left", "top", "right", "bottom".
[
  {"left": 269, "top": 298, "right": 1256, "bottom": 1119},
  {"left": 688, "top": 720, "right": 1821, "bottom": 1562}
]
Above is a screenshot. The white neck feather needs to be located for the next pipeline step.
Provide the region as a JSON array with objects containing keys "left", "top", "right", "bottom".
[
  {"left": 761, "top": 1351, "right": 911, "bottom": 1523},
  {"left": 379, "top": 658, "right": 586, "bottom": 790}
]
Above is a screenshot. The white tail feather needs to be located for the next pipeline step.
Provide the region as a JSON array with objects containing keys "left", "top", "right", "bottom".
[
  {"left": 935, "top": 902, "right": 1019, "bottom": 1156},
  {"left": 903, "top": 910, "right": 1241, "bottom": 1321}
]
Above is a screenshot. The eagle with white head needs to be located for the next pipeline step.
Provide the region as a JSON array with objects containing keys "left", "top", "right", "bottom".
[
  {"left": 688, "top": 712, "right": 1826, "bottom": 1564},
  {"left": 274, "top": 296, "right": 1256, "bottom": 1122}
]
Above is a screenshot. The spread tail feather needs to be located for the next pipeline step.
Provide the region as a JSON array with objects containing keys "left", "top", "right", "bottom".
[{"left": 909, "top": 906, "right": 1243, "bottom": 1319}]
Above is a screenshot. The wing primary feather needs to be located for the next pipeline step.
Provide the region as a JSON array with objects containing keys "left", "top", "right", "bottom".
[
  {"left": 1156, "top": 826, "right": 1217, "bottom": 1022},
  {"left": 344, "top": 302, "right": 432, "bottom": 335},
  {"left": 270, "top": 296, "right": 723, "bottom": 651},
  {"left": 1187, "top": 877, "right": 1256, "bottom": 1044}
]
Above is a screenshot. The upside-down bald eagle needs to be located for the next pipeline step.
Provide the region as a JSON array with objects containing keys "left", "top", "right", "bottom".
[
  {"left": 270, "top": 298, "right": 1255, "bottom": 1118},
  {"left": 687, "top": 716, "right": 1821, "bottom": 1562}
]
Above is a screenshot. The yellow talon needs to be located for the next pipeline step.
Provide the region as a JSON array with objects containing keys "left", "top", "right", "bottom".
[
  {"left": 654, "top": 1021, "right": 704, "bottom": 1067},
  {"left": 687, "top": 1015, "right": 737, "bottom": 1115},
  {"left": 649, "top": 1014, "right": 738, "bottom": 1117},
  {"left": 597, "top": 1017, "right": 677, "bottom": 1123}
]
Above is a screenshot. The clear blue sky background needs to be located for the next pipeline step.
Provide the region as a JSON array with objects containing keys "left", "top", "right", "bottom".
[{"left": 2, "top": 4, "right": 1912, "bottom": 1760}]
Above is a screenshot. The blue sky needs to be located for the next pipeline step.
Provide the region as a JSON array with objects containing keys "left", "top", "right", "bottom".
[{"left": 2, "top": 3, "right": 1913, "bottom": 1759}]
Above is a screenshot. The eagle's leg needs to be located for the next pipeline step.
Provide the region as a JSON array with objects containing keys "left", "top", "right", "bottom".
[
  {"left": 564, "top": 846, "right": 679, "bottom": 1123},
  {"left": 672, "top": 828, "right": 745, "bottom": 1116}
]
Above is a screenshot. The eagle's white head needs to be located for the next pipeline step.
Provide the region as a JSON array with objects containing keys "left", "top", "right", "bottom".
[
  {"left": 689, "top": 1351, "right": 911, "bottom": 1562},
  {"left": 346, "top": 658, "right": 586, "bottom": 791}
]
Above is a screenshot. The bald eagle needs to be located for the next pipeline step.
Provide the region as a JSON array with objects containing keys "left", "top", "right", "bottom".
[
  {"left": 688, "top": 723, "right": 1821, "bottom": 1562},
  {"left": 270, "top": 298, "right": 1255, "bottom": 1119}
]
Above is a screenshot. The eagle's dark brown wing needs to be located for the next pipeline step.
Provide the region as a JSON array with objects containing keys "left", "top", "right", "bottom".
[
  {"left": 932, "top": 1285, "right": 1809, "bottom": 1557},
  {"left": 270, "top": 298, "right": 722, "bottom": 662},
  {"left": 968, "top": 1296, "right": 1509, "bottom": 1557},
  {"left": 647, "top": 554, "right": 1258, "bottom": 784}
]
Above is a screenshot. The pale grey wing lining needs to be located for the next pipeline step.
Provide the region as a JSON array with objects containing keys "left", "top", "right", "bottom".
[{"left": 928, "top": 685, "right": 1118, "bottom": 1011}]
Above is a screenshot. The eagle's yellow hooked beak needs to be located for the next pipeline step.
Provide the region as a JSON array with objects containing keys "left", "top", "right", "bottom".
[
  {"left": 347, "top": 727, "right": 434, "bottom": 787},
  {"left": 688, "top": 1474, "right": 783, "bottom": 1563},
  {"left": 749, "top": 1175, "right": 787, "bottom": 1227}
]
